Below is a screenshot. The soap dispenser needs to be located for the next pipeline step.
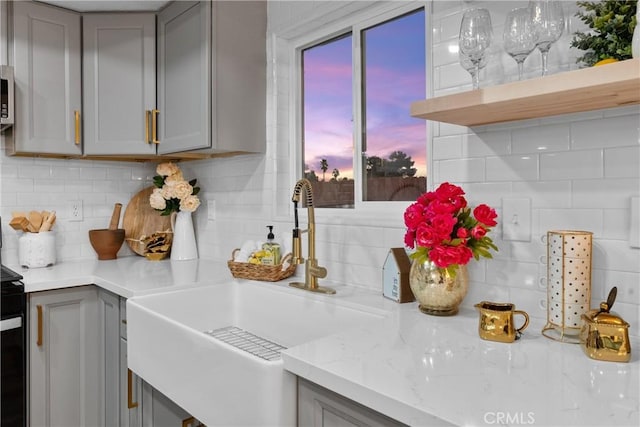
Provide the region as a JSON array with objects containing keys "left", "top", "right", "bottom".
[{"left": 261, "top": 225, "right": 281, "bottom": 265}]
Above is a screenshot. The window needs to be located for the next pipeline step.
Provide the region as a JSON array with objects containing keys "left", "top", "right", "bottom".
[{"left": 301, "top": 7, "right": 427, "bottom": 209}]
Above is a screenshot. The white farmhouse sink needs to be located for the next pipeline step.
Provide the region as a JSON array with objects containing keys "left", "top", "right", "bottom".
[{"left": 127, "top": 280, "right": 387, "bottom": 426}]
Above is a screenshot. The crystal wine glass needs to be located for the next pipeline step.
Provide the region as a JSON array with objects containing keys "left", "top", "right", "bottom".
[
  {"left": 503, "top": 7, "right": 538, "bottom": 81},
  {"left": 459, "top": 8, "right": 493, "bottom": 89},
  {"left": 459, "top": 51, "right": 487, "bottom": 87},
  {"left": 529, "top": 0, "right": 564, "bottom": 76}
]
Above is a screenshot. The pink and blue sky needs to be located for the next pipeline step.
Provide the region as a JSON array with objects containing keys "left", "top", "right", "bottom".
[{"left": 303, "top": 9, "right": 426, "bottom": 180}]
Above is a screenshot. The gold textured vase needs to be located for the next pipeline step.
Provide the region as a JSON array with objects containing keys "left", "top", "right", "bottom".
[{"left": 409, "top": 260, "right": 469, "bottom": 316}]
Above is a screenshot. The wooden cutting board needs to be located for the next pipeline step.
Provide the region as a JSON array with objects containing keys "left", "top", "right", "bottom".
[{"left": 123, "top": 186, "right": 173, "bottom": 256}]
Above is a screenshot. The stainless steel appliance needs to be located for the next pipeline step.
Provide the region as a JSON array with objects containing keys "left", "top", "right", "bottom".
[
  {"left": 1, "top": 263, "right": 26, "bottom": 427},
  {"left": 1, "top": 65, "right": 15, "bottom": 131}
]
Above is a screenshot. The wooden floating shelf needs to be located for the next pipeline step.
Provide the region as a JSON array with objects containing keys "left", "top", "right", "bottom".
[{"left": 410, "top": 58, "right": 640, "bottom": 126}]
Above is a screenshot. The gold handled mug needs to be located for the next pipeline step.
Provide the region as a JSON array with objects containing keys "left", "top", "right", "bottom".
[{"left": 475, "top": 301, "right": 530, "bottom": 343}]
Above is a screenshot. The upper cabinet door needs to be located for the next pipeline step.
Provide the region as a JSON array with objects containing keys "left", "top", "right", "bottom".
[
  {"left": 83, "top": 13, "right": 156, "bottom": 156},
  {"left": 157, "top": 1, "right": 211, "bottom": 154},
  {"left": 12, "top": 1, "right": 82, "bottom": 155}
]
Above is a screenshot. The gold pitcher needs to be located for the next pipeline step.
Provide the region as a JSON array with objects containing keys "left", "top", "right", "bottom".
[{"left": 475, "top": 301, "right": 530, "bottom": 343}]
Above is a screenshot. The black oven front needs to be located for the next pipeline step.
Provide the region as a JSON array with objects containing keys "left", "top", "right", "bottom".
[{"left": 1, "top": 264, "right": 26, "bottom": 427}]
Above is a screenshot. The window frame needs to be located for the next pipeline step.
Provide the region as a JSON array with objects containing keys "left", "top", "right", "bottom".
[{"left": 291, "top": 1, "right": 432, "bottom": 225}]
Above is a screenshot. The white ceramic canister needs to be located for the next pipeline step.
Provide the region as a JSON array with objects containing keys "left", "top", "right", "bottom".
[{"left": 18, "top": 231, "right": 56, "bottom": 268}]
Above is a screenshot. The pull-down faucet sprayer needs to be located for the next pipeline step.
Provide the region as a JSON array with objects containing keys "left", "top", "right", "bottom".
[{"left": 290, "top": 179, "right": 336, "bottom": 295}]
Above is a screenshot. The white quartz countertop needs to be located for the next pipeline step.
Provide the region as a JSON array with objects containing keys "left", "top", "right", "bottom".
[
  {"left": 8, "top": 256, "right": 234, "bottom": 297},
  {"left": 11, "top": 257, "right": 639, "bottom": 426}
]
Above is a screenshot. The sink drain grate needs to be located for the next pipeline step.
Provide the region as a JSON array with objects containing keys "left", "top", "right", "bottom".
[{"left": 204, "top": 326, "right": 287, "bottom": 361}]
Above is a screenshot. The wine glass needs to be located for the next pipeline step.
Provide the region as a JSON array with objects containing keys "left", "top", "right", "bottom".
[
  {"left": 503, "top": 8, "right": 538, "bottom": 81},
  {"left": 459, "top": 51, "right": 487, "bottom": 88},
  {"left": 459, "top": 8, "right": 493, "bottom": 89},
  {"left": 529, "top": 0, "right": 564, "bottom": 76}
]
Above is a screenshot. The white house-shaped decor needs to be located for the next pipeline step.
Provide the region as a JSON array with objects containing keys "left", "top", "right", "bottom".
[{"left": 382, "top": 248, "right": 414, "bottom": 303}]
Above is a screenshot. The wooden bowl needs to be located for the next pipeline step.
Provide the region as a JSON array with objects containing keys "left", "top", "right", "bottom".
[{"left": 89, "top": 229, "right": 125, "bottom": 260}]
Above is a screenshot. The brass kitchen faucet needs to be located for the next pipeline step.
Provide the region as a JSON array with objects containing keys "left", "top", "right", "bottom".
[{"left": 290, "top": 179, "right": 336, "bottom": 294}]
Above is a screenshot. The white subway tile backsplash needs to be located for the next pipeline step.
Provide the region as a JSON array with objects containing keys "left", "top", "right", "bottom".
[
  {"left": 538, "top": 208, "right": 603, "bottom": 236},
  {"left": 512, "top": 123, "right": 570, "bottom": 154},
  {"left": 432, "top": 135, "right": 462, "bottom": 160},
  {"left": 437, "top": 158, "right": 485, "bottom": 182},
  {"left": 592, "top": 239, "right": 640, "bottom": 273},
  {"left": 604, "top": 146, "right": 640, "bottom": 178},
  {"left": 486, "top": 154, "right": 538, "bottom": 181},
  {"left": 571, "top": 114, "right": 640, "bottom": 150},
  {"left": 602, "top": 209, "right": 631, "bottom": 241},
  {"left": 512, "top": 181, "right": 572, "bottom": 208},
  {"left": 573, "top": 179, "right": 639, "bottom": 209},
  {"left": 540, "top": 150, "right": 603, "bottom": 180},
  {"left": 462, "top": 131, "right": 511, "bottom": 158},
  {"left": 437, "top": 62, "right": 473, "bottom": 90}
]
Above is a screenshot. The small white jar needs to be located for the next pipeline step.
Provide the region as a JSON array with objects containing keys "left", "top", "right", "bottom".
[{"left": 18, "top": 232, "right": 56, "bottom": 268}]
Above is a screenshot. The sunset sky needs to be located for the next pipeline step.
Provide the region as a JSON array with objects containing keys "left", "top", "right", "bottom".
[{"left": 303, "top": 9, "right": 426, "bottom": 180}]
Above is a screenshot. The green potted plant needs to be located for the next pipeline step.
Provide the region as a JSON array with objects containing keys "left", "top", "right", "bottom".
[{"left": 570, "top": 0, "right": 637, "bottom": 66}]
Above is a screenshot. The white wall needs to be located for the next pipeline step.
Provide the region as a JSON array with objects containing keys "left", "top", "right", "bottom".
[{"left": 1, "top": 1, "right": 638, "bottom": 335}]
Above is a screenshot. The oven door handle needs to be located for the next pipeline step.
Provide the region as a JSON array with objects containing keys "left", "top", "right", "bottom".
[{"left": 0, "top": 316, "right": 22, "bottom": 332}]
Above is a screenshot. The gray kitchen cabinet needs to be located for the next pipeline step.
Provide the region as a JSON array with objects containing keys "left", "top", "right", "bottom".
[
  {"left": 298, "top": 378, "right": 407, "bottom": 427},
  {"left": 158, "top": 0, "right": 266, "bottom": 156},
  {"left": 11, "top": 0, "right": 82, "bottom": 156},
  {"left": 141, "top": 382, "right": 203, "bottom": 427},
  {"left": 121, "top": 336, "right": 142, "bottom": 427},
  {"left": 99, "top": 288, "right": 123, "bottom": 427},
  {"left": 83, "top": 13, "right": 157, "bottom": 156},
  {"left": 28, "top": 286, "right": 100, "bottom": 427},
  {"left": 119, "top": 296, "right": 142, "bottom": 427},
  {"left": 156, "top": 1, "right": 211, "bottom": 154}
]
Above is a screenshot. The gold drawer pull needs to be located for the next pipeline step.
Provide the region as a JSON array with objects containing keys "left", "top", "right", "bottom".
[
  {"left": 74, "top": 110, "right": 81, "bottom": 145},
  {"left": 152, "top": 109, "right": 159, "bottom": 144},
  {"left": 145, "top": 110, "right": 151, "bottom": 144},
  {"left": 36, "top": 305, "right": 43, "bottom": 346},
  {"left": 127, "top": 369, "right": 138, "bottom": 409}
]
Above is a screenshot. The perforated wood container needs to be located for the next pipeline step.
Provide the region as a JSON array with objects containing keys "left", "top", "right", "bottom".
[{"left": 227, "top": 249, "right": 296, "bottom": 282}]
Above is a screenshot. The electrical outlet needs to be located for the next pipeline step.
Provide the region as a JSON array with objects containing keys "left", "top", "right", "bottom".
[{"left": 69, "top": 200, "right": 83, "bottom": 222}]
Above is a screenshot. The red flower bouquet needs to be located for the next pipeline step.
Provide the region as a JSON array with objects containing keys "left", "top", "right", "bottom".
[{"left": 404, "top": 182, "right": 498, "bottom": 277}]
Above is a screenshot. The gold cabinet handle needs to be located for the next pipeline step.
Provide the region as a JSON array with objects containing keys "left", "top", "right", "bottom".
[
  {"left": 74, "top": 110, "right": 81, "bottom": 145},
  {"left": 127, "top": 369, "right": 138, "bottom": 409},
  {"left": 145, "top": 110, "right": 151, "bottom": 144},
  {"left": 36, "top": 305, "right": 43, "bottom": 346},
  {"left": 152, "top": 109, "right": 159, "bottom": 144}
]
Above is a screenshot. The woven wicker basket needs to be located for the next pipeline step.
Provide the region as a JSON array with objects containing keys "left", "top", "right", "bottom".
[{"left": 227, "top": 249, "right": 297, "bottom": 282}]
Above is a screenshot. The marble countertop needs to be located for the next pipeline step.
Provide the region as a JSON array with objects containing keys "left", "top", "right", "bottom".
[
  {"left": 11, "top": 257, "right": 639, "bottom": 426},
  {"left": 8, "top": 256, "right": 234, "bottom": 297}
]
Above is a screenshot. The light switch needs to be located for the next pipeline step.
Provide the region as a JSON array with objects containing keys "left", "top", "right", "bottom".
[
  {"left": 630, "top": 197, "right": 639, "bottom": 248},
  {"left": 502, "top": 198, "right": 531, "bottom": 242}
]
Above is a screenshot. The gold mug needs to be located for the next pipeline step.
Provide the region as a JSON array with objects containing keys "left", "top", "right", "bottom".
[{"left": 475, "top": 301, "right": 530, "bottom": 343}]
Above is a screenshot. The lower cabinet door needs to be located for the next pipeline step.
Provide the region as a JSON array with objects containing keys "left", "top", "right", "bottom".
[
  {"left": 120, "top": 337, "right": 142, "bottom": 427},
  {"left": 298, "top": 378, "right": 407, "bottom": 427},
  {"left": 141, "top": 381, "right": 200, "bottom": 427},
  {"left": 29, "top": 286, "right": 100, "bottom": 427}
]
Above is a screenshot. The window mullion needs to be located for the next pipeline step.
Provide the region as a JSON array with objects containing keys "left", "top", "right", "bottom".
[{"left": 352, "top": 25, "right": 364, "bottom": 208}]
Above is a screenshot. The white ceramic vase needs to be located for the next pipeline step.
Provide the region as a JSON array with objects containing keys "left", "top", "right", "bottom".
[{"left": 170, "top": 211, "right": 198, "bottom": 261}]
